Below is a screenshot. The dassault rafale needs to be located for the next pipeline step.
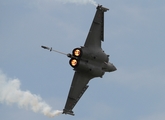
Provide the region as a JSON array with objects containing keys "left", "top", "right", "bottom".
[{"left": 41, "top": 5, "right": 117, "bottom": 116}]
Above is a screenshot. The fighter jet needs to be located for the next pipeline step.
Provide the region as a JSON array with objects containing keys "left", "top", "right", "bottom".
[{"left": 41, "top": 5, "right": 116, "bottom": 116}]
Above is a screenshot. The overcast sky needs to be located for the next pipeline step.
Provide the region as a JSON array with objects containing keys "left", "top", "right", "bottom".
[{"left": 1, "top": 0, "right": 165, "bottom": 120}]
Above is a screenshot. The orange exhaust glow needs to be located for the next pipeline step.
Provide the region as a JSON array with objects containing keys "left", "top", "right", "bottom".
[
  {"left": 74, "top": 49, "right": 81, "bottom": 57},
  {"left": 71, "top": 59, "right": 78, "bottom": 67}
]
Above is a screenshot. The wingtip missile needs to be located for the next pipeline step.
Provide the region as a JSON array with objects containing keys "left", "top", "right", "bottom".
[
  {"left": 96, "top": 4, "right": 109, "bottom": 12},
  {"left": 41, "top": 46, "right": 49, "bottom": 50},
  {"left": 41, "top": 45, "right": 71, "bottom": 57},
  {"left": 63, "top": 109, "right": 75, "bottom": 116},
  {"left": 41, "top": 46, "right": 52, "bottom": 51}
]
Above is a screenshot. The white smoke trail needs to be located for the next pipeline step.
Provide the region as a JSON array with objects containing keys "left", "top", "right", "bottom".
[
  {"left": 55, "top": 0, "right": 98, "bottom": 6},
  {"left": 0, "top": 71, "right": 63, "bottom": 117}
]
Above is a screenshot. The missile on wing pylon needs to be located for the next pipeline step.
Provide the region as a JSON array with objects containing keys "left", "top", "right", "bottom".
[
  {"left": 41, "top": 46, "right": 49, "bottom": 49},
  {"left": 41, "top": 45, "right": 71, "bottom": 57},
  {"left": 41, "top": 46, "right": 52, "bottom": 51}
]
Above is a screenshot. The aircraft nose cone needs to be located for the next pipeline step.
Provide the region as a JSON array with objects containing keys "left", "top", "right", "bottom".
[
  {"left": 103, "top": 62, "right": 117, "bottom": 72},
  {"left": 111, "top": 64, "right": 117, "bottom": 71}
]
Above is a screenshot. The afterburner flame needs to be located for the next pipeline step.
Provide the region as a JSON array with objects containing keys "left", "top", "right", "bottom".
[
  {"left": 71, "top": 59, "right": 78, "bottom": 66},
  {"left": 74, "top": 49, "right": 81, "bottom": 57}
]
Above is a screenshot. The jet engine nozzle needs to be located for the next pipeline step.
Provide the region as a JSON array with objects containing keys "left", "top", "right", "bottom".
[
  {"left": 69, "top": 58, "right": 79, "bottom": 67},
  {"left": 72, "top": 48, "right": 82, "bottom": 57}
]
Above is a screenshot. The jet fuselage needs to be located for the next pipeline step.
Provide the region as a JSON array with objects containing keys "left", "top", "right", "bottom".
[{"left": 69, "top": 47, "right": 116, "bottom": 78}]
